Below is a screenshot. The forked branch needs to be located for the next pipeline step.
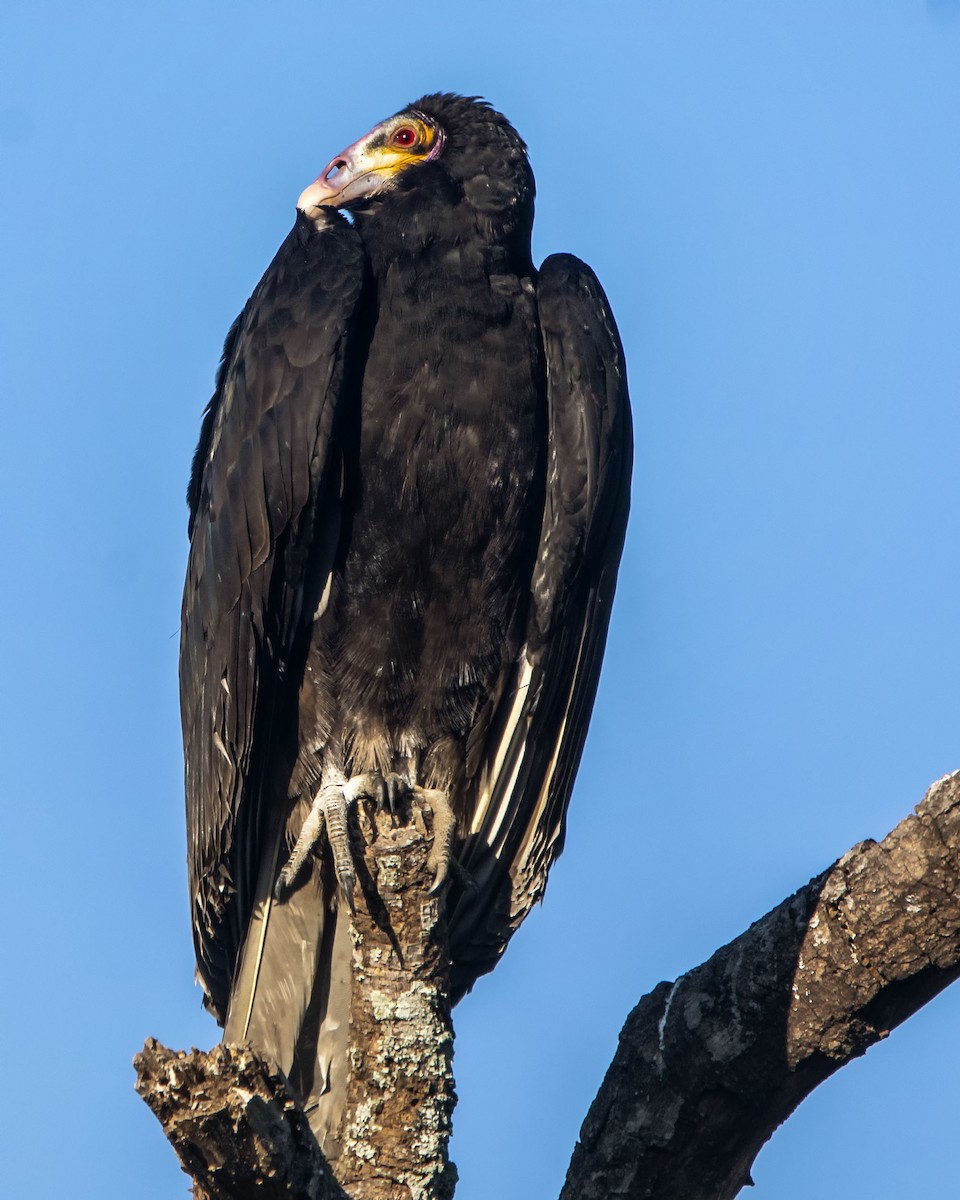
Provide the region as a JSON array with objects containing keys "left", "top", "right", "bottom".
[{"left": 137, "top": 773, "right": 960, "bottom": 1199}]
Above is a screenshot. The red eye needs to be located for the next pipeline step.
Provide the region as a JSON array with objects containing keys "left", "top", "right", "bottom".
[{"left": 392, "top": 126, "right": 418, "bottom": 148}]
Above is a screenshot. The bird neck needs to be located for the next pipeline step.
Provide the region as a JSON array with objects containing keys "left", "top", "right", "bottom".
[{"left": 353, "top": 190, "right": 534, "bottom": 283}]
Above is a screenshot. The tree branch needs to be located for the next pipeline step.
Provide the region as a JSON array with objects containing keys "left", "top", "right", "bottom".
[
  {"left": 135, "top": 795, "right": 455, "bottom": 1200},
  {"left": 336, "top": 795, "right": 457, "bottom": 1200},
  {"left": 133, "top": 1039, "right": 343, "bottom": 1200},
  {"left": 137, "top": 773, "right": 960, "bottom": 1198},
  {"left": 560, "top": 770, "right": 960, "bottom": 1200}
]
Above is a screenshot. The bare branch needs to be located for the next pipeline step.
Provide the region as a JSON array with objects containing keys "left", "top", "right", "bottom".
[
  {"left": 138, "top": 775, "right": 960, "bottom": 1198},
  {"left": 135, "top": 798, "right": 456, "bottom": 1200},
  {"left": 336, "top": 798, "right": 457, "bottom": 1200},
  {"left": 560, "top": 771, "right": 960, "bottom": 1200},
  {"left": 133, "top": 1039, "right": 343, "bottom": 1200}
]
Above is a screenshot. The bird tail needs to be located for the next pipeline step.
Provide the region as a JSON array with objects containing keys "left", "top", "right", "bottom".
[{"left": 224, "top": 826, "right": 354, "bottom": 1158}]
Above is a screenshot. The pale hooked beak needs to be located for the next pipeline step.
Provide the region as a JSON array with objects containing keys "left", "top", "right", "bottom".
[
  {"left": 298, "top": 115, "right": 444, "bottom": 214},
  {"left": 298, "top": 128, "right": 392, "bottom": 212}
]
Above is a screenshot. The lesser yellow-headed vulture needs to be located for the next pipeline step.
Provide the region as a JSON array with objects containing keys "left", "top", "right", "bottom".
[{"left": 181, "top": 93, "right": 632, "bottom": 1153}]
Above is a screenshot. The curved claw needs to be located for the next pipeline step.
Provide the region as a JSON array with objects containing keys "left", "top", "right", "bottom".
[
  {"left": 419, "top": 787, "right": 458, "bottom": 893},
  {"left": 383, "top": 773, "right": 406, "bottom": 814},
  {"left": 342, "top": 771, "right": 408, "bottom": 815},
  {"left": 276, "top": 774, "right": 454, "bottom": 910}
]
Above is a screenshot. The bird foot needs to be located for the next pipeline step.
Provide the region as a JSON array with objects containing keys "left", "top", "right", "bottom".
[
  {"left": 275, "top": 773, "right": 363, "bottom": 910},
  {"left": 274, "top": 774, "right": 458, "bottom": 906},
  {"left": 359, "top": 779, "right": 458, "bottom": 891},
  {"left": 348, "top": 771, "right": 410, "bottom": 815},
  {"left": 345, "top": 777, "right": 458, "bottom": 892},
  {"left": 416, "top": 788, "right": 458, "bottom": 892}
]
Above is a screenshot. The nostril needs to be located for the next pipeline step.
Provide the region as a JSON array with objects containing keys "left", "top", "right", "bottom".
[{"left": 324, "top": 159, "right": 347, "bottom": 183}]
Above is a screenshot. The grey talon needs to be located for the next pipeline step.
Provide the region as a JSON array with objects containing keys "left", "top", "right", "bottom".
[{"left": 419, "top": 787, "right": 457, "bottom": 892}]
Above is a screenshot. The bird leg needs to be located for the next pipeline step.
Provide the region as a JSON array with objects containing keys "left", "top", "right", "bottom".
[
  {"left": 275, "top": 769, "right": 459, "bottom": 905},
  {"left": 417, "top": 788, "right": 457, "bottom": 892},
  {"left": 275, "top": 766, "right": 361, "bottom": 909}
]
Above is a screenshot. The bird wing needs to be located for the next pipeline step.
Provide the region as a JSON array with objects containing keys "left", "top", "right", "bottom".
[
  {"left": 180, "top": 210, "right": 366, "bottom": 1021},
  {"left": 449, "top": 253, "right": 632, "bottom": 997}
]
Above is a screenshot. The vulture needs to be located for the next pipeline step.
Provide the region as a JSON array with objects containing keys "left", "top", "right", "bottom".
[{"left": 181, "top": 92, "right": 631, "bottom": 1153}]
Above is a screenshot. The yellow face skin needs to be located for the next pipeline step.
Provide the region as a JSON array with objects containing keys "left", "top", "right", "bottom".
[{"left": 298, "top": 113, "right": 444, "bottom": 214}]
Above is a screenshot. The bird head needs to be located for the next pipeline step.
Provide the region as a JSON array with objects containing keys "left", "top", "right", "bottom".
[{"left": 297, "top": 94, "right": 535, "bottom": 247}]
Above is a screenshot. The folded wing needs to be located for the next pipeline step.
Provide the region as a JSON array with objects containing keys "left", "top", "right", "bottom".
[
  {"left": 180, "top": 210, "right": 366, "bottom": 1021},
  {"left": 449, "top": 253, "right": 633, "bottom": 997}
]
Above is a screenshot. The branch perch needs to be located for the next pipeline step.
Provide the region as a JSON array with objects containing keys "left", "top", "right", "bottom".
[
  {"left": 560, "top": 771, "right": 960, "bottom": 1200},
  {"left": 133, "top": 1039, "right": 342, "bottom": 1200},
  {"left": 136, "top": 796, "right": 455, "bottom": 1200},
  {"left": 137, "top": 773, "right": 960, "bottom": 1199},
  {"left": 336, "top": 795, "right": 457, "bottom": 1200}
]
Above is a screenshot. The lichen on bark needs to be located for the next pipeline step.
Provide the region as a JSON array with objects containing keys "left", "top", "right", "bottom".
[{"left": 335, "top": 797, "right": 458, "bottom": 1200}]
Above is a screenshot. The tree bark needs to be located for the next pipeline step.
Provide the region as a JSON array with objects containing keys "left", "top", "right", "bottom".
[
  {"left": 136, "top": 794, "right": 455, "bottom": 1200},
  {"left": 560, "top": 770, "right": 960, "bottom": 1200},
  {"left": 137, "top": 771, "right": 960, "bottom": 1199},
  {"left": 335, "top": 794, "right": 457, "bottom": 1200},
  {"left": 134, "top": 1039, "right": 344, "bottom": 1200}
]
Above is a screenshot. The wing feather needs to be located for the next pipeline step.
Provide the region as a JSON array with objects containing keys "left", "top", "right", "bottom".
[
  {"left": 180, "top": 210, "right": 366, "bottom": 1021},
  {"left": 449, "top": 253, "right": 632, "bottom": 997}
]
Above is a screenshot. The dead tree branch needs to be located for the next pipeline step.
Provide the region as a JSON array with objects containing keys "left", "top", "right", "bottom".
[
  {"left": 133, "top": 1039, "right": 342, "bottom": 1200},
  {"left": 137, "top": 773, "right": 960, "bottom": 1199},
  {"left": 136, "top": 797, "right": 455, "bottom": 1200},
  {"left": 560, "top": 770, "right": 960, "bottom": 1200},
  {"left": 336, "top": 796, "right": 457, "bottom": 1200}
]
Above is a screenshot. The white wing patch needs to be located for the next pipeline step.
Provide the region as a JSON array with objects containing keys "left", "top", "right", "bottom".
[{"left": 470, "top": 655, "right": 534, "bottom": 837}]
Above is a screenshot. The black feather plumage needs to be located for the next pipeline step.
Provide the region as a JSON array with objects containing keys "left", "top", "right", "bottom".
[{"left": 180, "top": 94, "right": 631, "bottom": 1152}]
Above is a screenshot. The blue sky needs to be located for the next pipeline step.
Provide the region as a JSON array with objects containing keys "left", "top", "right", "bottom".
[{"left": 2, "top": 3, "right": 959, "bottom": 1197}]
